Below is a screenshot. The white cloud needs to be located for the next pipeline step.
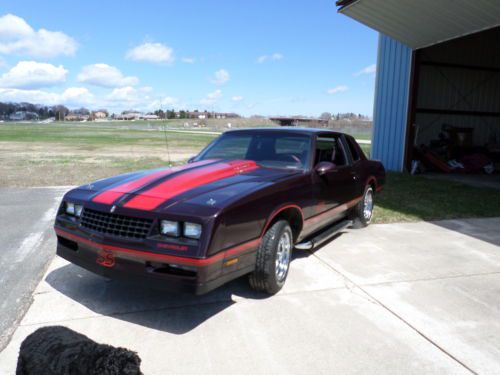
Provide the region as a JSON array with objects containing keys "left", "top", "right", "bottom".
[
  {"left": 60, "top": 87, "right": 94, "bottom": 105},
  {"left": 354, "top": 64, "right": 376, "bottom": 76},
  {"left": 77, "top": 64, "right": 138, "bottom": 88},
  {"left": 181, "top": 57, "right": 195, "bottom": 64},
  {"left": 161, "top": 96, "right": 178, "bottom": 105},
  {"left": 327, "top": 85, "right": 349, "bottom": 94},
  {"left": 0, "top": 14, "right": 77, "bottom": 58},
  {"left": 106, "top": 86, "right": 153, "bottom": 107},
  {"left": 126, "top": 42, "right": 174, "bottom": 64},
  {"left": 200, "top": 89, "right": 222, "bottom": 105},
  {"left": 231, "top": 95, "right": 243, "bottom": 102},
  {"left": 0, "top": 86, "right": 93, "bottom": 106},
  {"left": 0, "top": 61, "right": 67, "bottom": 89},
  {"left": 149, "top": 96, "right": 179, "bottom": 109},
  {"left": 209, "top": 69, "right": 230, "bottom": 85},
  {"left": 257, "top": 53, "right": 283, "bottom": 63}
]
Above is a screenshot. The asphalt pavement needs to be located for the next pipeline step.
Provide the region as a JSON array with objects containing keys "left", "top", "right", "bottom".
[{"left": 0, "top": 187, "right": 68, "bottom": 350}]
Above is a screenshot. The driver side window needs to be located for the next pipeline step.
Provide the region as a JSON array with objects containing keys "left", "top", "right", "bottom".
[{"left": 315, "top": 137, "right": 347, "bottom": 166}]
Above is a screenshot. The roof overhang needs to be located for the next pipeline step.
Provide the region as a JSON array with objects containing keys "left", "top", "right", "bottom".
[{"left": 337, "top": 0, "right": 500, "bottom": 50}]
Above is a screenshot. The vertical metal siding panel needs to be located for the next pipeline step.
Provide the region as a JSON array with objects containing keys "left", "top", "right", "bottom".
[
  {"left": 372, "top": 34, "right": 412, "bottom": 171},
  {"left": 371, "top": 36, "right": 382, "bottom": 160},
  {"left": 384, "top": 39, "right": 397, "bottom": 164},
  {"left": 390, "top": 42, "right": 402, "bottom": 166},
  {"left": 394, "top": 42, "right": 409, "bottom": 167}
]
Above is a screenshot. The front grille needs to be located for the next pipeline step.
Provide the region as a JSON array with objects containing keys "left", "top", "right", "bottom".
[{"left": 81, "top": 208, "right": 153, "bottom": 239}]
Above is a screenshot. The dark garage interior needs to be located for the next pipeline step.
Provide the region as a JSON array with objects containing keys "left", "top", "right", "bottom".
[{"left": 406, "top": 27, "right": 500, "bottom": 185}]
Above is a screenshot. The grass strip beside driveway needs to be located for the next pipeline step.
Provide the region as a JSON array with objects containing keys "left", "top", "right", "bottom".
[{"left": 373, "top": 172, "right": 500, "bottom": 223}]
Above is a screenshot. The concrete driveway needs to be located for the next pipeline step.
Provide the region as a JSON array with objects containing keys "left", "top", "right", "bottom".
[{"left": 0, "top": 216, "right": 499, "bottom": 374}]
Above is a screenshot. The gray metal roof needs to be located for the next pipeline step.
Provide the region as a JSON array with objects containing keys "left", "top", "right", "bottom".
[{"left": 338, "top": 0, "right": 500, "bottom": 50}]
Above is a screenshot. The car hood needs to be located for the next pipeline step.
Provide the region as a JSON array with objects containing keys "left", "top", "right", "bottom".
[{"left": 73, "top": 159, "right": 302, "bottom": 212}]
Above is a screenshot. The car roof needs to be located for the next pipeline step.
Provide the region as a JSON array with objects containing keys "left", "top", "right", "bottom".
[{"left": 224, "top": 127, "right": 345, "bottom": 137}]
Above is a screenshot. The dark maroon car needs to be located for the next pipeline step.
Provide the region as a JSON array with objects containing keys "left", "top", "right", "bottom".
[{"left": 55, "top": 128, "right": 385, "bottom": 294}]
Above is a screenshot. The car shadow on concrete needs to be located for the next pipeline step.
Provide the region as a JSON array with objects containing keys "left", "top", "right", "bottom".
[
  {"left": 45, "top": 263, "right": 273, "bottom": 335},
  {"left": 431, "top": 218, "right": 500, "bottom": 247}
]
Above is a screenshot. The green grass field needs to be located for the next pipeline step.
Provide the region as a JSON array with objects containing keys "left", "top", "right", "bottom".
[
  {"left": 0, "top": 122, "right": 218, "bottom": 186},
  {"left": 0, "top": 122, "right": 216, "bottom": 148}
]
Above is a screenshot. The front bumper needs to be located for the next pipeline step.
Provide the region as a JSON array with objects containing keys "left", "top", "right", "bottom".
[{"left": 55, "top": 227, "right": 258, "bottom": 295}]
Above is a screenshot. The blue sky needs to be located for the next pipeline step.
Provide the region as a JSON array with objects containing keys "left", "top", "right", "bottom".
[{"left": 0, "top": 1, "right": 378, "bottom": 116}]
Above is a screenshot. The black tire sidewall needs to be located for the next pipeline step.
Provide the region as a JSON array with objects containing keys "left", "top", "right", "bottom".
[
  {"left": 362, "top": 186, "right": 374, "bottom": 225},
  {"left": 351, "top": 185, "right": 374, "bottom": 228},
  {"left": 270, "top": 223, "right": 293, "bottom": 289},
  {"left": 250, "top": 220, "right": 293, "bottom": 294}
]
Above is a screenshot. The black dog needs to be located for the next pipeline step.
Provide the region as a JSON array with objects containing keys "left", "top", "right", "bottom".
[{"left": 16, "top": 326, "right": 143, "bottom": 375}]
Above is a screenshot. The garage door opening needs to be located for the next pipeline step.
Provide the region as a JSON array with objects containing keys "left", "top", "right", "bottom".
[{"left": 406, "top": 27, "right": 500, "bottom": 187}]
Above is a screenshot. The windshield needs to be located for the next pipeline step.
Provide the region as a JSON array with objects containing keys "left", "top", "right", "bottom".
[{"left": 196, "top": 132, "right": 312, "bottom": 170}]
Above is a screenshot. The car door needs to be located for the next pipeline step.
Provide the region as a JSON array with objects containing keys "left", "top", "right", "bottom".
[
  {"left": 309, "top": 135, "right": 358, "bottom": 231},
  {"left": 343, "top": 135, "right": 367, "bottom": 199}
]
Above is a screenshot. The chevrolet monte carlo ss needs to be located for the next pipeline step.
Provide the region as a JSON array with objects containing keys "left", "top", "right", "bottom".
[{"left": 55, "top": 128, "right": 385, "bottom": 294}]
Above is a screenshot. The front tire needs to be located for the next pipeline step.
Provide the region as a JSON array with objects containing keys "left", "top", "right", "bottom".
[
  {"left": 249, "top": 220, "right": 292, "bottom": 294},
  {"left": 350, "top": 185, "right": 374, "bottom": 228}
]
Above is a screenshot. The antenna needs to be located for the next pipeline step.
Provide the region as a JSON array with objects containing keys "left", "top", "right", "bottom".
[{"left": 160, "top": 98, "right": 172, "bottom": 167}]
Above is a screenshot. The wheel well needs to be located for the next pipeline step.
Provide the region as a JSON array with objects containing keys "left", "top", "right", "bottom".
[
  {"left": 266, "top": 207, "right": 303, "bottom": 243},
  {"left": 367, "top": 177, "right": 377, "bottom": 193}
]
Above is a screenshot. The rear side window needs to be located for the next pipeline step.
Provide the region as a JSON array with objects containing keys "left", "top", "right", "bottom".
[
  {"left": 315, "top": 137, "right": 348, "bottom": 166},
  {"left": 346, "top": 137, "right": 361, "bottom": 162}
]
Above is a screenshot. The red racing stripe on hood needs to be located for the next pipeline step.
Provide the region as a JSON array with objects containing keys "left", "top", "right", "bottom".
[
  {"left": 124, "top": 160, "right": 259, "bottom": 210},
  {"left": 92, "top": 160, "right": 215, "bottom": 205}
]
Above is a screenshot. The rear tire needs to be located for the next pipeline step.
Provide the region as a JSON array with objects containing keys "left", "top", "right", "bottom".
[
  {"left": 350, "top": 185, "right": 374, "bottom": 229},
  {"left": 249, "top": 220, "right": 292, "bottom": 294}
]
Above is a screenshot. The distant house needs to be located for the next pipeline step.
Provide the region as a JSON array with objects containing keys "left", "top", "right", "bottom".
[
  {"left": 187, "top": 111, "right": 209, "bottom": 119},
  {"left": 93, "top": 111, "right": 107, "bottom": 119},
  {"left": 9, "top": 111, "right": 39, "bottom": 121},
  {"left": 185, "top": 111, "right": 239, "bottom": 120},
  {"left": 65, "top": 113, "right": 89, "bottom": 121},
  {"left": 116, "top": 111, "right": 142, "bottom": 120},
  {"left": 143, "top": 114, "right": 159, "bottom": 120}
]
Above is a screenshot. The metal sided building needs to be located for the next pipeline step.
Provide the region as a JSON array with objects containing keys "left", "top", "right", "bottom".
[{"left": 337, "top": 0, "right": 500, "bottom": 172}]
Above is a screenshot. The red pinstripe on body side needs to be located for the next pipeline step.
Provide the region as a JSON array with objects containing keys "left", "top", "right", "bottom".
[
  {"left": 92, "top": 160, "right": 215, "bottom": 205},
  {"left": 124, "top": 160, "right": 259, "bottom": 210},
  {"left": 55, "top": 227, "right": 260, "bottom": 266}
]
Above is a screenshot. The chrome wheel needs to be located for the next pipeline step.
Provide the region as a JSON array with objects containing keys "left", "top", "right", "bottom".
[
  {"left": 275, "top": 231, "right": 291, "bottom": 282},
  {"left": 363, "top": 188, "right": 374, "bottom": 222}
]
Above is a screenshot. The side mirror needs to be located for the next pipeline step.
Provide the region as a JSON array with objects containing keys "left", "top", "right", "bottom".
[
  {"left": 187, "top": 156, "right": 196, "bottom": 164},
  {"left": 315, "top": 161, "right": 337, "bottom": 176}
]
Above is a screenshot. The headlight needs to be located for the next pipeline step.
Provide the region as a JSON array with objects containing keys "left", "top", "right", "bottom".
[
  {"left": 160, "top": 220, "right": 179, "bottom": 237},
  {"left": 65, "top": 202, "right": 83, "bottom": 217},
  {"left": 184, "top": 222, "right": 202, "bottom": 239}
]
